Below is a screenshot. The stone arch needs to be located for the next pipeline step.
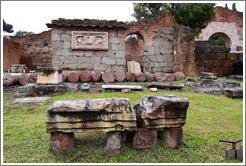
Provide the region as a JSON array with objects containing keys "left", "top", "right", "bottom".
[
  {"left": 209, "top": 32, "right": 232, "bottom": 48},
  {"left": 125, "top": 32, "right": 145, "bottom": 72},
  {"left": 198, "top": 22, "right": 240, "bottom": 52}
]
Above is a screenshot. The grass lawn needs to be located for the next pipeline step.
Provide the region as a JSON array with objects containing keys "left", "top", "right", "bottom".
[{"left": 2, "top": 78, "right": 244, "bottom": 163}]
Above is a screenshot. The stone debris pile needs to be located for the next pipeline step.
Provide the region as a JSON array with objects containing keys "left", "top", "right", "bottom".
[{"left": 187, "top": 77, "right": 243, "bottom": 98}]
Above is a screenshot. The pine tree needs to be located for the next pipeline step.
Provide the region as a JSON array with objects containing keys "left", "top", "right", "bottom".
[
  {"left": 232, "top": 3, "right": 237, "bottom": 11},
  {"left": 225, "top": 3, "right": 228, "bottom": 9}
]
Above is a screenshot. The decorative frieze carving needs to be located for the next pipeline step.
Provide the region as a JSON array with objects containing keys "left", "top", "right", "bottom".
[{"left": 72, "top": 31, "right": 108, "bottom": 50}]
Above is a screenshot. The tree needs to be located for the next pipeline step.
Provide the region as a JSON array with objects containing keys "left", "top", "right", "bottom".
[
  {"left": 225, "top": 3, "right": 228, "bottom": 9},
  {"left": 232, "top": 3, "right": 237, "bottom": 11},
  {"left": 209, "top": 34, "right": 226, "bottom": 46},
  {"left": 3, "top": 19, "right": 14, "bottom": 33},
  {"left": 132, "top": 3, "right": 216, "bottom": 35},
  {"left": 15, "top": 30, "right": 35, "bottom": 36}
]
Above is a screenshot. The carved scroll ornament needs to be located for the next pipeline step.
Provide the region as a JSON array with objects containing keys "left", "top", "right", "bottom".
[{"left": 72, "top": 31, "right": 108, "bottom": 50}]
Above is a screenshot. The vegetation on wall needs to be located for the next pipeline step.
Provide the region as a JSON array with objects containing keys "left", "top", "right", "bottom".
[
  {"left": 132, "top": 3, "right": 216, "bottom": 35},
  {"left": 15, "top": 30, "right": 35, "bottom": 36},
  {"left": 209, "top": 34, "right": 226, "bottom": 46}
]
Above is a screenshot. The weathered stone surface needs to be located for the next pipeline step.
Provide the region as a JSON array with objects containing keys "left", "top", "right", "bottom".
[
  {"left": 102, "top": 71, "right": 115, "bottom": 83},
  {"left": 127, "top": 61, "right": 141, "bottom": 74},
  {"left": 13, "top": 97, "right": 51, "bottom": 103},
  {"left": 121, "top": 89, "right": 131, "bottom": 93},
  {"left": 173, "top": 72, "right": 186, "bottom": 81},
  {"left": 79, "top": 71, "right": 92, "bottom": 83},
  {"left": 200, "top": 72, "right": 217, "bottom": 80},
  {"left": 225, "top": 148, "right": 236, "bottom": 160},
  {"left": 67, "top": 71, "right": 80, "bottom": 83},
  {"left": 50, "top": 132, "right": 75, "bottom": 156},
  {"left": 71, "top": 31, "right": 108, "bottom": 50},
  {"left": 115, "top": 70, "right": 126, "bottom": 82},
  {"left": 19, "top": 73, "right": 37, "bottom": 86},
  {"left": 126, "top": 73, "right": 136, "bottom": 82},
  {"left": 188, "top": 79, "right": 242, "bottom": 98},
  {"left": 149, "top": 88, "right": 158, "bottom": 92},
  {"left": 15, "top": 83, "right": 66, "bottom": 97},
  {"left": 37, "top": 67, "right": 62, "bottom": 84},
  {"left": 136, "top": 73, "right": 146, "bottom": 82},
  {"left": 102, "top": 85, "right": 143, "bottom": 90},
  {"left": 147, "top": 82, "right": 185, "bottom": 89},
  {"left": 46, "top": 98, "right": 137, "bottom": 133},
  {"left": 63, "top": 83, "right": 79, "bottom": 93},
  {"left": 236, "top": 148, "right": 243, "bottom": 161},
  {"left": 145, "top": 72, "right": 155, "bottom": 82},
  {"left": 224, "top": 88, "right": 243, "bottom": 98},
  {"left": 133, "top": 128, "right": 157, "bottom": 149},
  {"left": 164, "top": 73, "right": 175, "bottom": 82},
  {"left": 154, "top": 72, "right": 166, "bottom": 82},
  {"left": 103, "top": 131, "right": 121, "bottom": 156},
  {"left": 227, "top": 75, "right": 243, "bottom": 81},
  {"left": 92, "top": 71, "right": 102, "bottom": 82},
  {"left": 133, "top": 95, "right": 189, "bottom": 129},
  {"left": 3, "top": 73, "right": 21, "bottom": 86},
  {"left": 163, "top": 127, "right": 183, "bottom": 149}
]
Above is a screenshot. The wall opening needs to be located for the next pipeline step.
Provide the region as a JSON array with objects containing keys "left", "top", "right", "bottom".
[
  {"left": 125, "top": 32, "right": 144, "bottom": 72},
  {"left": 208, "top": 32, "right": 231, "bottom": 48}
]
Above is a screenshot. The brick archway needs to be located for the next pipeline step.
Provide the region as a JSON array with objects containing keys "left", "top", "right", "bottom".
[
  {"left": 125, "top": 32, "right": 144, "bottom": 71},
  {"left": 209, "top": 32, "right": 232, "bottom": 48}
]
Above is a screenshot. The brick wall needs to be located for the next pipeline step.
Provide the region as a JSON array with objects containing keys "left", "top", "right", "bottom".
[
  {"left": 195, "top": 41, "right": 242, "bottom": 76},
  {"left": 3, "top": 37, "right": 21, "bottom": 71},
  {"left": 173, "top": 26, "right": 199, "bottom": 77},
  {"left": 10, "top": 30, "right": 52, "bottom": 69}
]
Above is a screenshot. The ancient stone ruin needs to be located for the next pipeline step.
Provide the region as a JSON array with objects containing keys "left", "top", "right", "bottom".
[{"left": 46, "top": 95, "right": 189, "bottom": 156}]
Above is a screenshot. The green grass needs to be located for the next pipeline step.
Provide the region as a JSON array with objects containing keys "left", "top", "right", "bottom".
[{"left": 2, "top": 79, "right": 243, "bottom": 163}]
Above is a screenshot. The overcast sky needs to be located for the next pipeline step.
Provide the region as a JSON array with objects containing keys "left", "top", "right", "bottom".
[{"left": 1, "top": 1, "right": 245, "bottom": 35}]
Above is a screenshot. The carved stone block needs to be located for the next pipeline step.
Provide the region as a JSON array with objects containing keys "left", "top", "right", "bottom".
[{"left": 71, "top": 31, "right": 108, "bottom": 50}]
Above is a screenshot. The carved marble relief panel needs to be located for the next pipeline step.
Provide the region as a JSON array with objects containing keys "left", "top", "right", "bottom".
[{"left": 71, "top": 31, "right": 108, "bottom": 50}]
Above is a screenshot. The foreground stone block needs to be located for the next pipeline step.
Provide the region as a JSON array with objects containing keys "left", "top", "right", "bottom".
[
  {"left": 133, "top": 95, "right": 189, "bottom": 128},
  {"left": 163, "top": 127, "right": 183, "bottom": 149},
  {"left": 133, "top": 128, "right": 157, "bottom": 149},
  {"left": 103, "top": 131, "right": 121, "bottom": 156},
  {"left": 49, "top": 132, "right": 75, "bottom": 156},
  {"left": 46, "top": 98, "right": 137, "bottom": 133},
  {"left": 37, "top": 67, "right": 62, "bottom": 84},
  {"left": 147, "top": 81, "right": 185, "bottom": 89}
]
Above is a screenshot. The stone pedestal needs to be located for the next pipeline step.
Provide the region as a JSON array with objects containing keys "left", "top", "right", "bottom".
[
  {"left": 49, "top": 132, "right": 75, "bottom": 156},
  {"left": 37, "top": 67, "right": 62, "bottom": 84},
  {"left": 103, "top": 131, "right": 121, "bottom": 156},
  {"left": 133, "top": 128, "right": 157, "bottom": 149},
  {"left": 225, "top": 148, "right": 236, "bottom": 159},
  {"left": 236, "top": 148, "right": 243, "bottom": 161},
  {"left": 163, "top": 127, "right": 183, "bottom": 149}
]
